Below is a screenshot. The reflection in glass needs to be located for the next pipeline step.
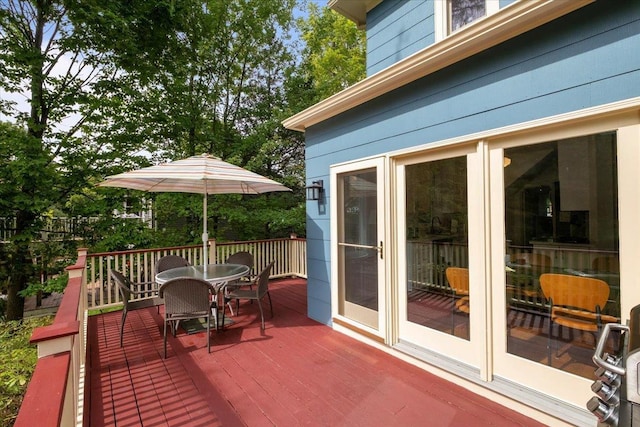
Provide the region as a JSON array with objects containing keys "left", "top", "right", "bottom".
[
  {"left": 405, "top": 156, "right": 469, "bottom": 340},
  {"left": 504, "top": 132, "right": 620, "bottom": 378},
  {"left": 342, "top": 170, "right": 378, "bottom": 311},
  {"left": 449, "top": 0, "right": 486, "bottom": 32}
]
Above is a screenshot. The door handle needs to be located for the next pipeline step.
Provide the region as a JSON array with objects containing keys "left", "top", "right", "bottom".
[{"left": 378, "top": 241, "right": 383, "bottom": 260}]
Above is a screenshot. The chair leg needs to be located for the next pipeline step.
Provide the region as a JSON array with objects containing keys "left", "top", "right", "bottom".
[
  {"left": 163, "top": 319, "right": 168, "bottom": 359},
  {"left": 221, "top": 302, "right": 226, "bottom": 330},
  {"left": 206, "top": 314, "right": 211, "bottom": 353},
  {"left": 267, "top": 292, "right": 273, "bottom": 318},
  {"left": 120, "top": 309, "right": 127, "bottom": 347},
  {"left": 211, "top": 301, "right": 218, "bottom": 331},
  {"left": 257, "top": 299, "right": 265, "bottom": 330}
]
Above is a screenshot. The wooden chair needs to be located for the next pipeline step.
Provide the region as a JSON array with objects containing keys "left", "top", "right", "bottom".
[
  {"left": 446, "top": 267, "right": 470, "bottom": 337},
  {"left": 159, "top": 277, "right": 214, "bottom": 358},
  {"left": 224, "top": 261, "right": 275, "bottom": 330},
  {"left": 446, "top": 267, "right": 470, "bottom": 314},
  {"left": 110, "top": 270, "right": 163, "bottom": 347},
  {"left": 539, "top": 273, "right": 618, "bottom": 364}
]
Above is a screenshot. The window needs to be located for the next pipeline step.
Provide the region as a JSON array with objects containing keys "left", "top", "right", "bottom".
[
  {"left": 435, "top": 0, "right": 500, "bottom": 41},
  {"left": 449, "top": 0, "right": 486, "bottom": 33}
]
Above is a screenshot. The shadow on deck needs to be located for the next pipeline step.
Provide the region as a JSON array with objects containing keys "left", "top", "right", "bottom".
[{"left": 87, "top": 277, "right": 543, "bottom": 426}]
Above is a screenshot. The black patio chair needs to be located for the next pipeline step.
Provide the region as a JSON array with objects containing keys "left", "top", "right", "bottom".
[
  {"left": 224, "top": 260, "right": 275, "bottom": 330},
  {"left": 155, "top": 254, "right": 190, "bottom": 275},
  {"left": 159, "top": 277, "right": 214, "bottom": 358},
  {"left": 223, "top": 251, "right": 255, "bottom": 315},
  {"left": 110, "top": 269, "right": 163, "bottom": 347}
]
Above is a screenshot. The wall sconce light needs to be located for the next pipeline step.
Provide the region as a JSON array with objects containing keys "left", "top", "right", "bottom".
[{"left": 306, "top": 180, "right": 323, "bottom": 201}]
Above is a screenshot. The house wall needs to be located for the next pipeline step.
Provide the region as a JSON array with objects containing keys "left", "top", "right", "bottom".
[
  {"left": 366, "top": 0, "right": 434, "bottom": 75},
  {"left": 305, "top": 0, "right": 640, "bottom": 325},
  {"left": 366, "top": 0, "right": 526, "bottom": 76}
]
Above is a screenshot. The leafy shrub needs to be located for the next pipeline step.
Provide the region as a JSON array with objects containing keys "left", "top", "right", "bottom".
[
  {"left": 0, "top": 316, "right": 53, "bottom": 426},
  {"left": 19, "top": 273, "right": 68, "bottom": 298}
]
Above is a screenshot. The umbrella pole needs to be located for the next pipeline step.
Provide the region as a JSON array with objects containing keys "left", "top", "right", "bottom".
[{"left": 203, "top": 194, "right": 208, "bottom": 265}]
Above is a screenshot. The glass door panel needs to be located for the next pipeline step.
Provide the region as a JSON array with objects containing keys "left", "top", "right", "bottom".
[
  {"left": 397, "top": 147, "right": 481, "bottom": 368},
  {"left": 405, "top": 156, "right": 470, "bottom": 339},
  {"left": 503, "top": 133, "right": 619, "bottom": 378}
]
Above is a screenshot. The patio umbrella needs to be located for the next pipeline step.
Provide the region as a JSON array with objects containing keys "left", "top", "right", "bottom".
[{"left": 99, "top": 153, "right": 291, "bottom": 264}]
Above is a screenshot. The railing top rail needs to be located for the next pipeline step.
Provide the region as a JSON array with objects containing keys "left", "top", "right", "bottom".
[
  {"left": 88, "top": 237, "right": 305, "bottom": 258},
  {"left": 88, "top": 244, "right": 203, "bottom": 258}
]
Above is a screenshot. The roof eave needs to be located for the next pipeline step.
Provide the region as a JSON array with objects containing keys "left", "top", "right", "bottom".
[{"left": 328, "top": 0, "right": 382, "bottom": 29}]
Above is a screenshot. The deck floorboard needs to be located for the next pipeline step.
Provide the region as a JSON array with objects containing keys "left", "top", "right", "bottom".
[{"left": 88, "top": 277, "right": 544, "bottom": 426}]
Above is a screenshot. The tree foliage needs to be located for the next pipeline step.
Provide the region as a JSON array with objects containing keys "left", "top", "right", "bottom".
[
  {"left": 296, "top": 3, "right": 366, "bottom": 103},
  {"left": 0, "top": 0, "right": 309, "bottom": 318},
  {"left": 0, "top": 0, "right": 365, "bottom": 319}
]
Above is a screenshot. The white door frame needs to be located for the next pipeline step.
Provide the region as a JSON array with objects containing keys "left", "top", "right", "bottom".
[{"left": 331, "top": 157, "right": 388, "bottom": 340}]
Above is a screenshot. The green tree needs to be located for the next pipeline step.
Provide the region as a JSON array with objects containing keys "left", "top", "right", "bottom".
[
  {"left": 82, "top": 0, "right": 306, "bottom": 242},
  {"left": 1, "top": 0, "right": 309, "bottom": 321},
  {"left": 0, "top": 0, "right": 184, "bottom": 319},
  {"left": 0, "top": 123, "right": 56, "bottom": 319},
  {"left": 296, "top": 3, "right": 366, "bottom": 103}
]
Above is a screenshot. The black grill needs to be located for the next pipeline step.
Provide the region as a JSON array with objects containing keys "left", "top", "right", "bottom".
[{"left": 588, "top": 305, "right": 640, "bottom": 426}]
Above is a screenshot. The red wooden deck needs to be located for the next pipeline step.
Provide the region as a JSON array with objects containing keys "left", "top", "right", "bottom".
[{"left": 87, "top": 278, "right": 544, "bottom": 426}]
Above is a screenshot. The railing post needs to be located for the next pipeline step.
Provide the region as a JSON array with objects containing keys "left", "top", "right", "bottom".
[{"left": 209, "top": 238, "right": 216, "bottom": 264}]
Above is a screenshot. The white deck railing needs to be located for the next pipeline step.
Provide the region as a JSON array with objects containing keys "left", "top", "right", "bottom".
[{"left": 86, "top": 237, "right": 307, "bottom": 310}]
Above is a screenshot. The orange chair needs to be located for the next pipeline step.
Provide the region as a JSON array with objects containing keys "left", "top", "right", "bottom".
[
  {"left": 539, "top": 273, "right": 617, "bottom": 364},
  {"left": 446, "top": 267, "right": 470, "bottom": 314}
]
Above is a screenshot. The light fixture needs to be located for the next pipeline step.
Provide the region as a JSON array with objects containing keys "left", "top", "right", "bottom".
[
  {"left": 503, "top": 156, "right": 512, "bottom": 167},
  {"left": 306, "top": 180, "right": 323, "bottom": 201}
]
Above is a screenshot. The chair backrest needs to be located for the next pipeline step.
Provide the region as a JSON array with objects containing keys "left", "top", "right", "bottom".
[
  {"left": 159, "top": 278, "right": 212, "bottom": 315},
  {"left": 155, "top": 255, "right": 190, "bottom": 275},
  {"left": 446, "top": 267, "right": 469, "bottom": 295},
  {"left": 539, "top": 273, "right": 610, "bottom": 311},
  {"left": 256, "top": 261, "right": 276, "bottom": 297},
  {"left": 225, "top": 251, "right": 254, "bottom": 269},
  {"left": 111, "top": 269, "right": 132, "bottom": 303}
]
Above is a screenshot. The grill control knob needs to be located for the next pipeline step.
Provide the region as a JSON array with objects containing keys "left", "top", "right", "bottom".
[
  {"left": 587, "top": 396, "right": 618, "bottom": 426},
  {"left": 591, "top": 380, "right": 620, "bottom": 405},
  {"left": 595, "top": 366, "right": 622, "bottom": 388}
]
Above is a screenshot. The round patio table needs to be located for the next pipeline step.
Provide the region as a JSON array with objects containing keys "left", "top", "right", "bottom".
[
  {"left": 156, "top": 264, "right": 250, "bottom": 330},
  {"left": 155, "top": 263, "right": 250, "bottom": 286}
]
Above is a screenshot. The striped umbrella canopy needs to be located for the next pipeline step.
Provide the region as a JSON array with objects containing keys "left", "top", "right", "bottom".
[{"left": 99, "top": 153, "right": 291, "bottom": 264}]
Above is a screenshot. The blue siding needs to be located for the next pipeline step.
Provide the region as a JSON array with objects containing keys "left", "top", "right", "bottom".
[
  {"left": 305, "top": 0, "right": 640, "bottom": 324},
  {"left": 366, "top": 0, "right": 434, "bottom": 75}
]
